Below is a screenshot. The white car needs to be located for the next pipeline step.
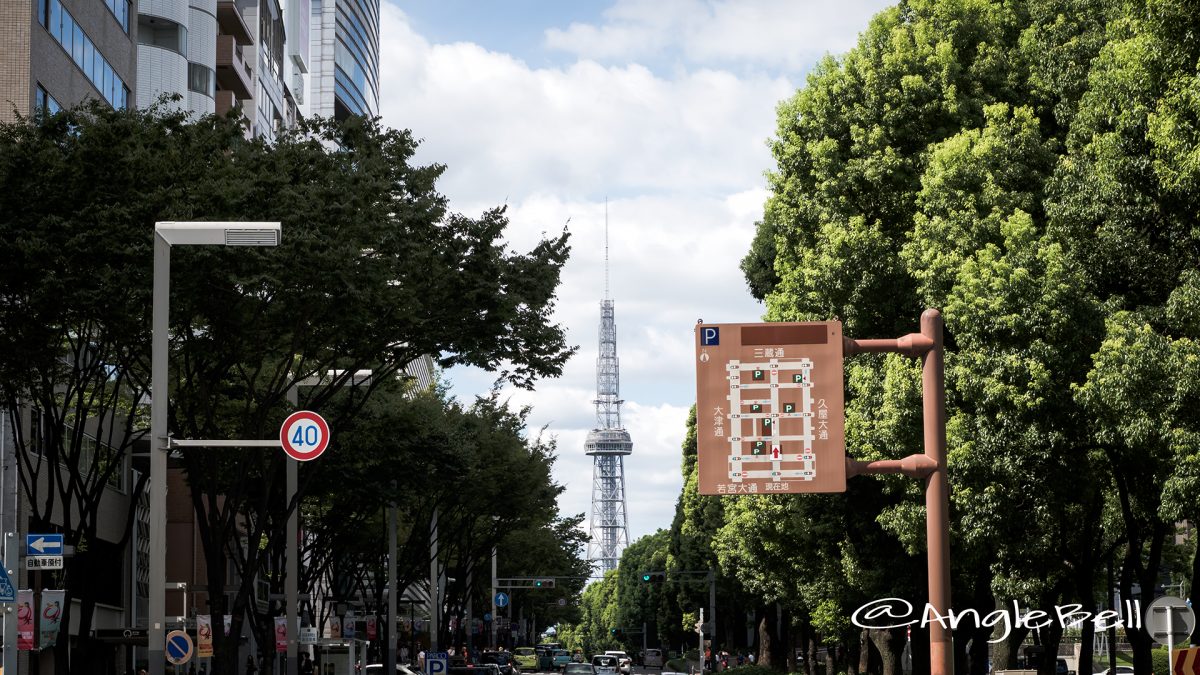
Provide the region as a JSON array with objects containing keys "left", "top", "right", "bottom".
[
  {"left": 592, "top": 655, "right": 619, "bottom": 675},
  {"left": 604, "top": 651, "right": 632, "bottom": 675}
]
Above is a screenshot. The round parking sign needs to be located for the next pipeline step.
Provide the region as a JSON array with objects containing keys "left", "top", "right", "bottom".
[
  {"left": 280, "top": 410, "right": 330, "bottom": 462},
  {"left": 165, "top": 629, "right": 193, "bottom": 665}
]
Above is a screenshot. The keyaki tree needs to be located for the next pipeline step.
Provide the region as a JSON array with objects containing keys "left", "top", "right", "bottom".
[
  {"left": 0, "top": 102, "right": 575, "bottom": 675},
  {"left": 736, "top": 0, "right": 1200, "bottom": 674}
]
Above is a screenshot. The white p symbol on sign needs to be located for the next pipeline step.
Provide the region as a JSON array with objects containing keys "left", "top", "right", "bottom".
[
  {"left": 428, "top": 659, "right": 448, "bottom": 675},
  {"left": 702, "top": 327, "right": 720, "bottom": 346}
]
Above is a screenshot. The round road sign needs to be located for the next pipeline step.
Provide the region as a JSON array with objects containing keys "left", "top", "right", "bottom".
[
  {"left": 495, "top": 592, "right": 510, "bottom": 608},
  {"left": 1144, "top": 595, "right": 1196, "bottom": 646},
  {"left": 280, "top": 410, "right": 330, "bottom": 462},
  {"left": 165, "top": 629, "right": 194, "bottom": 666}
]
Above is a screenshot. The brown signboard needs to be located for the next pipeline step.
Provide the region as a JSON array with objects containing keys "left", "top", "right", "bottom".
[{"left": 694, "top": 322, "right": 846, "bottom": 495}]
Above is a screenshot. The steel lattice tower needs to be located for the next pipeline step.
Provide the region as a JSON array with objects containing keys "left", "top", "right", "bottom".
[{"left": 586, "top": 207, "right": 632, "bottom": 574}]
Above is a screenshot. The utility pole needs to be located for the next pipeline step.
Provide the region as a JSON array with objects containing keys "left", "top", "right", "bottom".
[
  {"left": 491, "top": 546, "right": 498, "bottom": 650},
  {"left": 387, "top": 502, "right": 397, "bottom": 672},
  {"left": 430, "top": 507, "right": 439, "bottom": 652},
  {"left": 1, "top": 411, "right": 16, "bottom": 675}
]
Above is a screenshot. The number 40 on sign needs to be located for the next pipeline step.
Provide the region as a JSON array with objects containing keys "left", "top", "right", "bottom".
[{"left": 279, "top": 411, "right": 330, "bottom": 462}]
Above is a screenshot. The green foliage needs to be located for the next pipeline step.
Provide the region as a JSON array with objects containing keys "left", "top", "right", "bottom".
[{"left": 736, "top": 0, "right": 1200, "bottom": 669}]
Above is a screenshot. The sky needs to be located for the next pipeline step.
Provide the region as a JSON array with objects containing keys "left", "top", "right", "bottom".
[{"left": 377, "top": 0, "right": 894, "bottom": 547}]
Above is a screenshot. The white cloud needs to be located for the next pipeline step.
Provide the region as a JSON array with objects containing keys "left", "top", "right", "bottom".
[
  {"left": 544, "top": 0, "right": 892, "bottom": 70},
  {"left": 379, "top": 4, "right": 794, "bottom": 208},
  {"left": 378, "top": 1, "right": 879, "bottom": 543}
]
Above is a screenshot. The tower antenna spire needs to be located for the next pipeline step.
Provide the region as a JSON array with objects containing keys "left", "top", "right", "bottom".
[{"left": 604, "top": 197, "right": 610, "bottom": 301}]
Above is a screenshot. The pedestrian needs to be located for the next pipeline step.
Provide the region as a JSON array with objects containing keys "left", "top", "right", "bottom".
[
  {"left": 245, "top": 655, "right": 258, "bottom": 675},
  {"left": 300, "top": 652, "right": 315, "bottom": 675},
  {"left": 747, "top": 653, "right": 755, "bottom": 665},
  {"left": 418, "top": 648, "right": 427, "bottom": 670},
  {"left": 401, "top": 645, "right": 410, "bottom": 664}
]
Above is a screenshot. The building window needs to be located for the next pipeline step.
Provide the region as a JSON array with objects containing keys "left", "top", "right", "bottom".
[
  {"left": 137, "top": 15, "right": 187, "bottom": 57},
  {"left": 188, "top": 63, "right": 215, "bottom": 98},
  {"left": 103, "top": 0, "right": 130, "bottom": 33},
  {"left": 35, "top": 84, "right": 61, "bottom": 115},
  {"left": 39, "top": 0, "right": 129, "bottom": 109}
]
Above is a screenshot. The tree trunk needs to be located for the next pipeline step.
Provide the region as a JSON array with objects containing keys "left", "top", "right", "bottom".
[
  {"left": 989, "top": 600, "right": 1028, "bottom": 671},
  {"left": 857, "top": 628, "right": 870, "bottom": 675},
  {"left": 968, "top": 624, "right": 990, "bottom": 675},
  {"left": 1035, "top": 614, "right": 1064, "bottom": 675},
  {"left": 868, "top": 628, "right": 906, "bottom": 675},
  {"left": 805, "top": 626, "right": 816, "bottom": 675},
  {"left": 1190, "top": 526, "right": 1200, "bottom": 646},
  {"left": 756, "top": 611, "right": 772, "bottom": 668}
]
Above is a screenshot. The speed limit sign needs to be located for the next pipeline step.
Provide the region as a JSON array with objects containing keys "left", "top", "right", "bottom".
[{"left": 279, "top": 410, "right": 330, "bottom": 461}]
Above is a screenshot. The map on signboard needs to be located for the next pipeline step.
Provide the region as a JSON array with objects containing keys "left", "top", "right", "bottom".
[{"left": 694, "top": 322, "right": 846, "bottom": 495}]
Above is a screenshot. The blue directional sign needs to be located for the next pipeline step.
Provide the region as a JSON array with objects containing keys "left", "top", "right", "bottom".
[
  {"left": 483, "top": 612, "right": 492, "bottom": 622},
  {"left": 495, "top": 592, "right": 510, "bottom": 608},
  {"left": 165, "top": 629, "right": 194, "bottom": 665},
  {"left": 26, "top": 534, "right": 63, "bottom": 556},
  {"left": 0, "top": 563, "right": 14, "bottom": 603}
]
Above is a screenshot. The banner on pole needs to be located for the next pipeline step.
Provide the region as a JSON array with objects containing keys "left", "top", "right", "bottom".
[
  {"left": 367, "top": 616, "right": 377, "bottom": 640},
  {"left": 197, "top": 614, "right": 214, "bottom": 657},
  {"left": 17, "top": 590, "right": 34, "bottom": 650},
  {"left": 39, "top": 590, "right": 64, "bottom": 649},
  {"left": 224, "top": 614, "right": 231, "bottom": 636},
  {"left": 275, "top": 616, "right": 288, "bottom": 652},
  {"left": 329, "top": 616, "right": 342, "bottom": 639}
]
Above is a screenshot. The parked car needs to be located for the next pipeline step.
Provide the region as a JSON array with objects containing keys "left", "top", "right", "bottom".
[
  {"left": 479, "top": 651, "right": 517, "bottom": 675},
  {"left": 604, "top": 651, "right": 632, "bottom": 675},
  {"left": 564, "top": 664, "right": 594, "bottom": 675},
  {"left": 643, "top": 649, "right": 664, "bottom": 669},
  {"left": 364, "top": 666, "right": 406, "bottom": 675},
  {"left": 1093, "top": 668, "right": 1134, "bottom": 675},
  {"left": 553, "top": 649, "right": 573, "bottom": 670},
  {"left": 513, "top": 647, "right": 539, "bottom": 671},
  {"left": 591, "top": 654, "right": 619, "bottom": 675}
]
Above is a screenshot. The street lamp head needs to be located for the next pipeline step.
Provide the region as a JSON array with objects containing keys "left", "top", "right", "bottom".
[{"left": 155, "top": 221, "right": 281, "bottom": 247}]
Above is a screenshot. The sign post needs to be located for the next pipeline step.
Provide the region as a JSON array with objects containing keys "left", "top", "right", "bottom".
[{"left": 695, "top": 310, "right": 951, "bottom": 675}]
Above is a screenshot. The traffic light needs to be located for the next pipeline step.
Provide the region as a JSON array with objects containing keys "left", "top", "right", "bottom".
[
  {"left": 533, "top": 578, "right": 555, "bottom": 588},
  {"left": 639, "top": 571, "right": 666, "bottom": 583},
  {"left": 610, "top": 628, "right": 618, "bottom": 636}
]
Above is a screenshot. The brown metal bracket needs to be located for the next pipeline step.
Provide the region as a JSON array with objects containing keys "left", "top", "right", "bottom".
[{"left": 846, "top": 453, "right": 938, "bottom": 480}]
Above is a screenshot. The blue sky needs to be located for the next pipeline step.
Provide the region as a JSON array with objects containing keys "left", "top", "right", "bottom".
[
  {"left": 400, "top": 1, "right": 605, "bottom": 68},
  {"left": 378, "top": 0, "right": 896, "bottom": 546}
]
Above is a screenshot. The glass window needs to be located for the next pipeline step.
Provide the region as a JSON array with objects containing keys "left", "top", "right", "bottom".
[
  {"left": 72, "top": 23, "right": 83, "bottom": 66},
  {"left": 187, "top": 63, "right": 214, "bottom": 97},
  {"left": 83, "top": 40, "right": 94, "bottom": 83},
  {"left": 37, "top": 0, "right": 45, "bottom": 26},
  {"left": 53, "top": 1, "right": 63, "bottom": 42}
]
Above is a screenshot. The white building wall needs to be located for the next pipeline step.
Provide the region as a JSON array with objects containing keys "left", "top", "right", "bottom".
[{"left": 136, "top": 44, "right": 187, "bottom": 110}]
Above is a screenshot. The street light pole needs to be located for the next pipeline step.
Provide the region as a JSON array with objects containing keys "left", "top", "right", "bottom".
[{"left": 150, "top": 222, "right": 280, "bottom": 675}]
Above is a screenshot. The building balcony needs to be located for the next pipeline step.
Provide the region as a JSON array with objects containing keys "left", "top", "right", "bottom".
[
  {"left": 215, "top": 34, "right": 253, "bottom": 100},
  {"left": 216, "top": 0, "right": 254, "bottom": 45},
  {"left": 215, "top": 89, "right": 238, "bottom": 117}
]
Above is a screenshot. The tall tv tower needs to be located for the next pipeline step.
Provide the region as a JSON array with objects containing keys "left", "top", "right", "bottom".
[{"left": 586, "top": 204, "right": 632, "bottom": 575}]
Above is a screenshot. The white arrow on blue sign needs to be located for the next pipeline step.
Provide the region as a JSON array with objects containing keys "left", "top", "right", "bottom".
[
  {"left": 0, "top": 563, "right": 14, "bottom": 603},
  {"left": 495, "top": 592, "right": 509, "bottom": 608},
  {"left": 27, "top": 534, "right": 63, "bottom": 556}
]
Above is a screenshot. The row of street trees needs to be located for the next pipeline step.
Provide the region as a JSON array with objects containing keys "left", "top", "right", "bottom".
[
  {"left": 0, "top": 103, "right": 590, "bottom": 674},
  {"left": 566, "top": 1, "right": 1200, "bottom": 674}
]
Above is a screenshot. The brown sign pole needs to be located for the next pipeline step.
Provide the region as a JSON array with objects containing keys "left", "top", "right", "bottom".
[
  {"left": 845, "top": 309, "right": 951, "bottom": 675},
  {"left": 694, "top": 310, "right": 951, "bottom": 675}
]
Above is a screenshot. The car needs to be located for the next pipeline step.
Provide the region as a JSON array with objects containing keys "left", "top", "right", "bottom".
[
  {"left": 479, "top": 651, "right": 517, "bottom": 675},
  {"left": 1093, "top": 668, "right": 1134, "bottom": 675},
  {"left": 553, "top": 649, "right": 573, "bottom": 670},
  {"left": 643, "top": 649, "right": 664, "bottom": 669},
  {"left": 591, "top": 654, "right": 619, "bottom": 675},
  {"left": 364, "top": 666, "right": 408, "bottom": 675},
  {"left": 513, "top": 647, "right": 539, "bottom": 671},
  {"left": 604, "top": 651, "right": 632, "bottom": 675},
  {"left": 564, "top": 664, "right": 594, "bottom": 675}
]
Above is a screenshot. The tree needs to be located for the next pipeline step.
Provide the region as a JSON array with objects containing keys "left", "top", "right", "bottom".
[{"left": 0, "top": 102, "right": 577, "bottom": 674}]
